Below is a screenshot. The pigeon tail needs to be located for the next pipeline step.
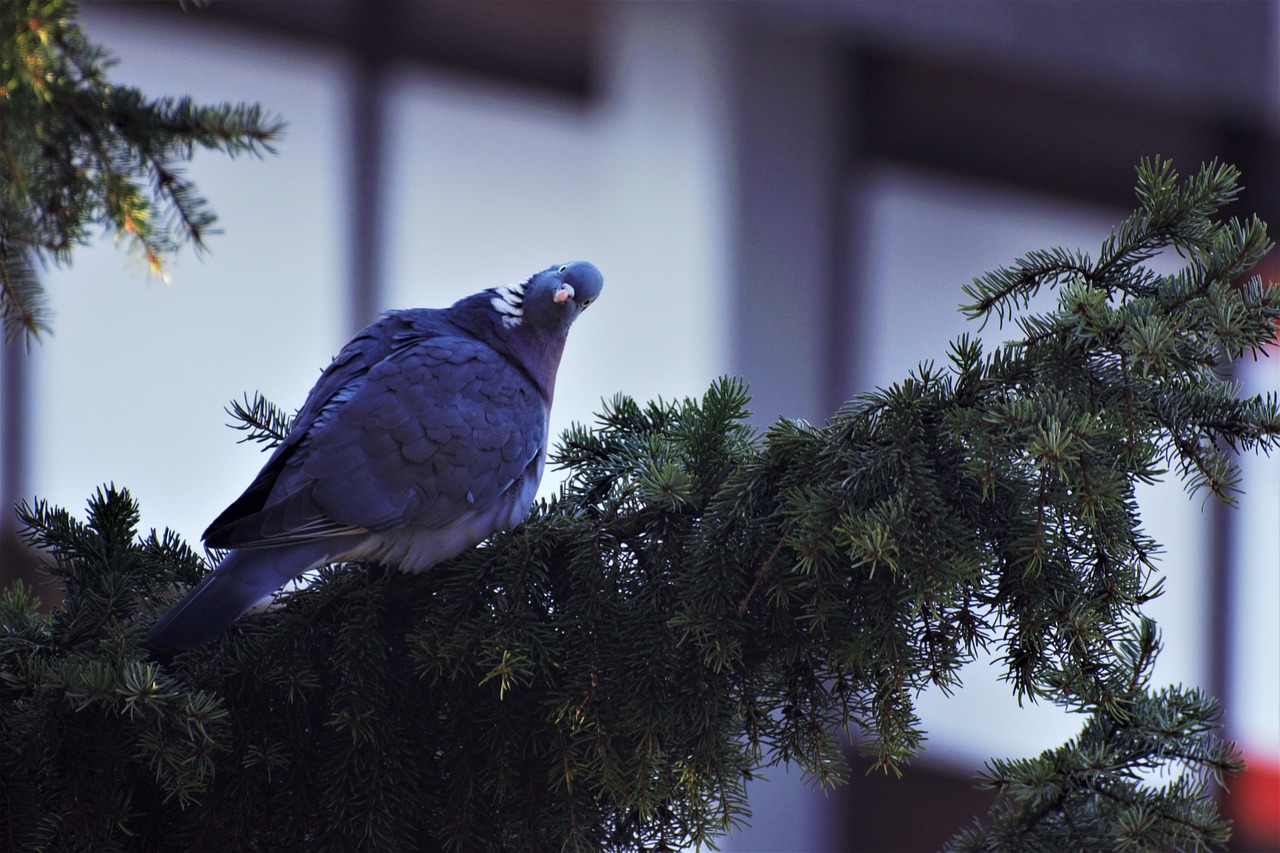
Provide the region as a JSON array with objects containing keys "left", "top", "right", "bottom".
[{"left": 147, "top": 540, "right": 347, "bottom": 650}]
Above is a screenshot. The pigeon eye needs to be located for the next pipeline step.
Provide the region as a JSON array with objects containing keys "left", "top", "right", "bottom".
[
  {"left": 558, "top": 264, "right": 568, "bottom": 273},
  {"left": 580, "top": 299, "right": 593, "bottom": 307}
]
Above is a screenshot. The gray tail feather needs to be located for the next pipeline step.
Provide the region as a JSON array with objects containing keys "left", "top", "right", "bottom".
[{"left": 147, "top": 541, "right": 341, "bottom": 650}]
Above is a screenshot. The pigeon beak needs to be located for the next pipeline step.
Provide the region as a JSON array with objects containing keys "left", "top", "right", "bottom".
[{"left": 554, "top": 283, "right": 575, "bottom": 304}]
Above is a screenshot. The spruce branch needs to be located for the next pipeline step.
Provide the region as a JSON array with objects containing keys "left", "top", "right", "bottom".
[
  {"left": 225, "top": 391, "right": 293, "bottom": 449},
  {"left": 0, "top": 0, "right": 284, "bottom": 341},
  {"left": 2, "top": 161, "right": 1275, "bottom": 849},
  {"left": 0, "top": 242, "right": 47, "bottom": 342},
  {"left": 946, "top": 621, "right": 1244, "bottom": 853}
]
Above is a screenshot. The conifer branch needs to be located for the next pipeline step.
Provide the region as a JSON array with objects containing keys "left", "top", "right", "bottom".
[
  {"left": 225, "top": 392, "right": 293, "bottom": 449},
  {"left": 947, "top": 620, "right": 1244, "bottom": 853},
  {"left": 0, "top": 244, "right": 48, "bottom": 342},
  {"left": 2, "top": 161, "right": 1276, "bottom": 850},
  {"left": 0, "top": 0, "right": 284, "bottom": 341}
]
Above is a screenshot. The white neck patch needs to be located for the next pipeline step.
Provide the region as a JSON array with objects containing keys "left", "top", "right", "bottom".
[{"left": 489, "top": 282, "right": 525, "bottom": 328}]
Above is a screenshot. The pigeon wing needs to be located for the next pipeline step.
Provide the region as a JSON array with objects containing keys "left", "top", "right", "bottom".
[{"left": 205, "top": 334, "right": 547, "bottom": 549}]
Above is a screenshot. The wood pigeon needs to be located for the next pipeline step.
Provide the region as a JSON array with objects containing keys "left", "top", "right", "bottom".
[{"left": 148, "top": 261, "right": 603, "bottom": 649}]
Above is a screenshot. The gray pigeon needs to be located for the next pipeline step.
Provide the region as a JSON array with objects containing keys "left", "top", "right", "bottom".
[{"left": 148, "top": 261, "right": 603, "bottom": 649}]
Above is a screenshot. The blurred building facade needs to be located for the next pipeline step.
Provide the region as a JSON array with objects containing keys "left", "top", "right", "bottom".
[{"left": 1, "top": 2, "right": 1276, "bottom": 849}]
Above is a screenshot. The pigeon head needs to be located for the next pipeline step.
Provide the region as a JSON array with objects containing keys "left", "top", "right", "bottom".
[
  {"left": 481, "top": 261, "right": 602, "bottom": 400},
  {"left": 490, "top": 261, "right": 602, "bottom": 335}
]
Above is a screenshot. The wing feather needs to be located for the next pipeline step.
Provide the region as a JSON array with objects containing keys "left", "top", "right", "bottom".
[{"left": 205, "top": 325, "right": 547, "bottom": 550}]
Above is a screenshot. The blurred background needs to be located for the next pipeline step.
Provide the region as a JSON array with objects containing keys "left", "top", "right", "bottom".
[{"left": 1, "top": 1, "right": 1276, "bottom": 849}]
